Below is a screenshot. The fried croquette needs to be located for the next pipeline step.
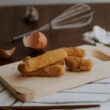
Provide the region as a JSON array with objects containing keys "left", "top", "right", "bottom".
[
  {"left": 55, "top": 59, "right": 65, "bottom": 65},
  {"left": 64, "top": 47, "right": 85, "bottom": 58},
  {"left": 65, "top": 57, "right": 93, "bottom": 72},
  {"left": 21, "top": 64, "right": 65, "bottom": 77},
  {"left": 18, "top": 49, "right": 67, "bottom": 73}
]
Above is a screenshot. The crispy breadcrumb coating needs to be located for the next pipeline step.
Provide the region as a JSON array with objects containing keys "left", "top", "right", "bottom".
[
  {"left": 55, "top": 59, "right": 65, "bottom": 65},
  {"left": 65, "top": 57, "right": 93, "bottom": 72},
  {"left": 64, "top": 47, "right": 85, "bottom": 58},
  {"left": 21, "top": 64, "right": 65, "bottom": 77},
  {"left": 18, "top": 49, "right": 67, "bottom": 73}
]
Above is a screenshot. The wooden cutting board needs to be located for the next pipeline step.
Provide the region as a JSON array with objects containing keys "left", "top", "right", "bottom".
[{"left": 0, "top": 45, "right": 110, "bottom": 102}]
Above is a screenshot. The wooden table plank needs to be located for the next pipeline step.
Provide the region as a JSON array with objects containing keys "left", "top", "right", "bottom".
[
  {"left": 95, "top": 77, "right": 110, "bottom": 84},
  {"left": 64, "top": 84, "right": 110, "bottom": 94},
  {"left": 0, "top": 80, "right": 107, "bottom": 106},
  {"left": 26, "top": 93, "right": 109, "bottom": 103},
  {"left": 12, "top": 101, "right": 23, "bottom": 106},
  {"left": 1, "top": 80, "right": 110, "bottom": 106},
  {"left": 0, "top": 83, "right": 5, "bottom": 92},
  {"left": 0, "top": 90, "right": 16, "bottom": 106}
]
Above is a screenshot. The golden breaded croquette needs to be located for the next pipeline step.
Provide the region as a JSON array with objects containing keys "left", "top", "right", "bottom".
[
  {"left": 65, "top": 57, "right": 93, "bottom": 72},
  {"left": 21, "top": 64, "right": 65, "bottom": 77},
  {"left": 64, "top": 47, "right": 85, "bottom": 58},
  {"left": 18, "top": 48, "right": 67, "bottom": 73},
  {"left": 55, "top": 59, "right": 65, "bottom": 65}
]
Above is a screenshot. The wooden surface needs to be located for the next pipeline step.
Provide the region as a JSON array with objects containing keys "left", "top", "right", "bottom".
[
  {"left": 0, "top": 3, "right": 110, "bottom": 109},
  {"left": 0, "top": 3, "right": 110, "bottom": 66},
  {"left": 1, "top": 68, "right": 110, "bottom": 109},
  {"left": 0, "top": 45, "right": 110, "bottom": 102}
]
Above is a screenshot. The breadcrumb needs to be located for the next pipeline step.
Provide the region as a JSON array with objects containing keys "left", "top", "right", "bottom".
[
  {"left": 21, "top": 64, "right": 65, "bottom": 77},
  {"left": 64, "top": 47, "right": 85, "bottom": 58},
  {"left": 65, "top": 57, "right": 93, "bottom": 72},
  {"left": 18, "top": 48, "right": 67, "bottom": 73}
]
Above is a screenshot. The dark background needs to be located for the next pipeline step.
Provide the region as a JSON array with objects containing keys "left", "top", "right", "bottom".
[{"left": 0, "top": 4, "right": 110, "bottom": 65}]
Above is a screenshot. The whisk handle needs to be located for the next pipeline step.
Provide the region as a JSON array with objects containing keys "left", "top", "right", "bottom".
[{"left": 9, "top": 23, "right": 50, "bottom": 43}]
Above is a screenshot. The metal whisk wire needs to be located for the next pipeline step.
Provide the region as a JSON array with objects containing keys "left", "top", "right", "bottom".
[
  {"left": 51, "top": 3, "right": 94, "bottom": 29},
  {"left": 9, "top": 3, "right": 94, "bottom": 42}
]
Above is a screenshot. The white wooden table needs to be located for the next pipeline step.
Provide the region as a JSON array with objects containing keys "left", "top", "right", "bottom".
[{"left": 1, "top": 75, "right": 110, "bottom": 109}]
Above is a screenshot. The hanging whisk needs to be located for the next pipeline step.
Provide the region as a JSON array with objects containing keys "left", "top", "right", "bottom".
[
  {"left": 9, "top": 3, "right": 94, "bottom": 42},
  {"left": 51, "top": 3, "right": 94, "bottom": 29}
]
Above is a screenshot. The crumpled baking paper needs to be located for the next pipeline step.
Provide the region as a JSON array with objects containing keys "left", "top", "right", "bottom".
[{"left": 83, "top": 25, "right": 110, "bottom": 45}]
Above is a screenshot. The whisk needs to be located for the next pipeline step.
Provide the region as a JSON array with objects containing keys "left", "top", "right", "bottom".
[{"left": 9, "top": 3, "right": 94, "bottom": 42}]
